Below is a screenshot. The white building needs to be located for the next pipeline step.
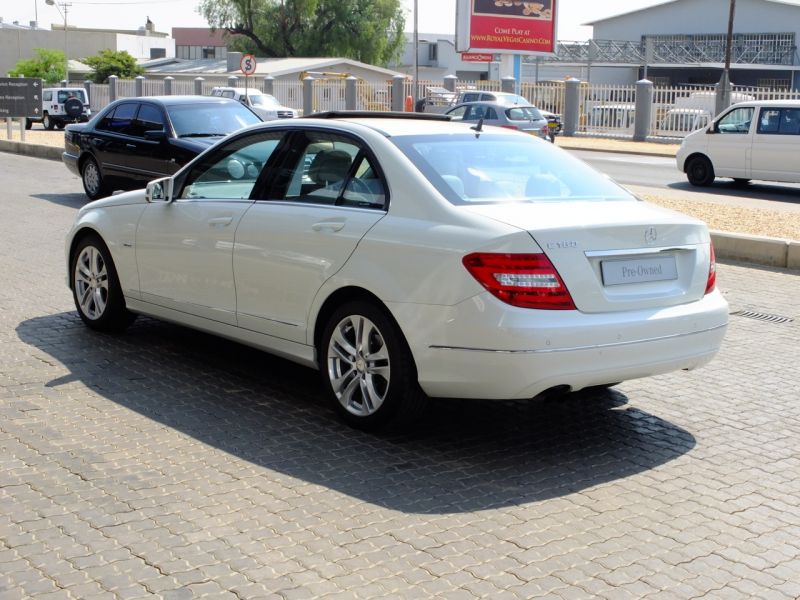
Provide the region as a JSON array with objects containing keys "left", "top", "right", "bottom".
[{"left": 0, "top": 18, "right": 175, "bottom": 82}]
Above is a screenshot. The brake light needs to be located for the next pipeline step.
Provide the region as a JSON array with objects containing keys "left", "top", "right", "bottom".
[
  {"left": 463, "top": 253, "right": 576, "bottom": 309},
  {"left": 501, "top": 125, "right": 519, "bottom": 130},
  {"left": 705, "top": 243, "right": 716, "bottom": 294}
]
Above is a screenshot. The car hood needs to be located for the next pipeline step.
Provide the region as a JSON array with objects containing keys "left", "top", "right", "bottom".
[
  {"left": 169, "top": 136, "right": 224, "bottom": 153},
  {"left": 79, "top": 189, "right": 147, "bottom": 215}
]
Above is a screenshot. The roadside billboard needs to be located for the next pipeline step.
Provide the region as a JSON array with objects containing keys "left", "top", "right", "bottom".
[{"left": 456, "top": 0, "right": 557, "bottom": 55}]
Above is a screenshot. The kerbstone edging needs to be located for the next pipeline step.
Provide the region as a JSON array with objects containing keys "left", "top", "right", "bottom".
[
  {"left": 0, "top": 139, "right": 62, "bottom": 161},
  {"left": 711, "top": 230, "right": 798, "bottom": 270}
]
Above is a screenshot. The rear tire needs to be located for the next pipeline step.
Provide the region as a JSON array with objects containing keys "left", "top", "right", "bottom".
[
  {"left": 43, "top": 112, "right": 55, "bottom": 130},
  {"left": 320, "top": 300, "right": 428, "bottom": 430},
  {"left": 70, "top": 234, "right": 136, "bottom": 332},
  {"left": 686, "top": 155, "right": 714, "bottom": 187}
]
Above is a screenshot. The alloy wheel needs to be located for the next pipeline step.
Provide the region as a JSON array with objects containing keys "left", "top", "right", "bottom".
[
  {"left": 74, "top": 245, "right": 109, "bottom": 320},
  {"left": 327, "top": 315, "right": 391, "bottom": 417}
]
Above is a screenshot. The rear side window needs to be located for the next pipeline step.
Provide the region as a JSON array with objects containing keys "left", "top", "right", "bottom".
[
  {"left": 96, "top": 102, "right": 138, "bottom": 135},
  {"left": 757, "top": 107, "right": 800, "bottom": 135}
]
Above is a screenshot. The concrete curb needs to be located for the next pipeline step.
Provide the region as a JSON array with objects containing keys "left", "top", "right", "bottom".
[
  {"left": 557, "top": 141, "right": 676, "bottom": 159},
  {"left": 0, "top": 139, "right": 62, "bottom": 161},
  {"left": 0, "top": 140, "right": 797, "bottom": 271},
  {"left": 711, "top": 231, "right": 800, "bottom": 270}
]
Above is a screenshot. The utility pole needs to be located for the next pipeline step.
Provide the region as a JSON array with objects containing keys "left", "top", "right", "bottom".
[{"left": 715, "top": 0, "right": 735, "bottom": 116}]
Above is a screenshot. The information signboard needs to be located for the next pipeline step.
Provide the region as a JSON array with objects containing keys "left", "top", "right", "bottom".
[
  {"left": 0, "top": 77, "right": 43, "bottom": 118},
  {"left": 456, "top": 0, "right": 557, "bottom": 55}
]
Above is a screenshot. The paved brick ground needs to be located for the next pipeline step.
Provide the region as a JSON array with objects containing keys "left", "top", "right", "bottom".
[{"left": 1, "top": 152, "right": 800, "bottom": 599}]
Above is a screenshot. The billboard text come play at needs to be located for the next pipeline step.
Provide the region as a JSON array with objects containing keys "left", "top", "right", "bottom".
[{"left": 456, "top": 0, "right": 557, "bottom": 55}]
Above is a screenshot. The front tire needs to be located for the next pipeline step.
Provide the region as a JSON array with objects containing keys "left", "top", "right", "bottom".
[
  {"left": 25, "top": 119, "right": 32, "bottom": 130},
  {"left": 81, "top": 156, "right": 108, "bottom": 200},
  {"left": 320, "top": 301, "right": 428, "bottom": 430},
  {"left": 70, "top": 234, "right": 135, "bottom": 332},
  {"left": 686, "top": 155, "right": 715, "bottom": 187}
]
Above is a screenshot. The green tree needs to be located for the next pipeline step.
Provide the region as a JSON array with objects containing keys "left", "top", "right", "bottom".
[
  {"left": 82, "top": 49, "right": 145, "bottom": 83},
  {"left": 9, "top": 48, "right": 65, "bottom": 83},
  {"left": 200, "top": 0, "right": 405, "bottom": 65}
]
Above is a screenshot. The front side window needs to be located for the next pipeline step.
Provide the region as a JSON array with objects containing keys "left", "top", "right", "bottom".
[
  {"left": 180, "top": 133, "right": 284, "bottom": 200},
  {"left": 132, "top": 104, "right": 166, "bottom": 137},
  {"left": 717, "top": 107, "right": 754, "bottom": 134},
  {"left": 392, "top": 133, "right": 633, "bottom": 205}
]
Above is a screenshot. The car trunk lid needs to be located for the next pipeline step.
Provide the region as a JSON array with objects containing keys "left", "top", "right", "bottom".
[{"left": 462, "top": 200, "right": 711, "bottom": 313}]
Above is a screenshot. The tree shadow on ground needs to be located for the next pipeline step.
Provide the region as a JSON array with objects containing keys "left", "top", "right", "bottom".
[{"left": 18, "top": 312, "right": 696, "bottom": 514}]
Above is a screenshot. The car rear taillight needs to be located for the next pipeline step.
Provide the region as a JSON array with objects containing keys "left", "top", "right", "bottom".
[
  {"left": 463, "top": 253, "right": 576, "bottom": 310},
  {"left": 705, "top": 243, "right": 716, "bottom": 294},
  {"left": 501, "top": 125, "right": 519, "bottom": 130},
  {"left": 541, "top": 125, "right": 550, "bottom": 137}
]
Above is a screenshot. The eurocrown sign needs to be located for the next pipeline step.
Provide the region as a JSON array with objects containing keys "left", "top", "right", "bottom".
[
  {"left": 455, "top": 0, "right": 557, "bottom": 56},
  {"left": 0, "top": 77, "right": 42, "bottom": 118}
]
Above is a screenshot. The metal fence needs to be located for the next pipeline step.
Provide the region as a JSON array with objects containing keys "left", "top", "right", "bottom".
[{"left": 76, "top": 76, "right": 800, "bottom": 140}]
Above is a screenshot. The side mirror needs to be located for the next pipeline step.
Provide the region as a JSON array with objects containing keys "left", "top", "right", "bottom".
[
  {"left": 145, "top": 177, "right": 174, "bottom": 203},
  {"left": 144, "top": 129, "right": 167, "bottom": 141}
]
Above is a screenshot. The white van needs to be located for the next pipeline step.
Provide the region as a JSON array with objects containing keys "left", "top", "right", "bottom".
[{"left": 676, "top": 100, "right": 800, "bottom": 186}]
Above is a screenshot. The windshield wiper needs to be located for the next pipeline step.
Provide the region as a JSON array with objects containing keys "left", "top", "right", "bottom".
[{"left": 179, "top": 133, "right": 226, "bottom": 138}]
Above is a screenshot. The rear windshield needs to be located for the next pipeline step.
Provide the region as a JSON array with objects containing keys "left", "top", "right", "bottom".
[
  {"left": 57, "top": 90, "right": 86, "bottom": 103},
  {"left": 166, "top": 102, "right": 262, "bottom": 137},
  {"left": 391, "top": 133, "right": 633, "bottom": 205},
  {"left": 506, "top": 106, "right": 543, "bottom": 121}
]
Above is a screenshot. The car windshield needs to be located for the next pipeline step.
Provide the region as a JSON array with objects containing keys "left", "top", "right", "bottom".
[
  {"left": 506, "top": 106, "right": 543, "bottom": 121},
  {"left": 392, "top": 133, "right": 633, "bottom": 205},
  {"left": 248, "top": 94, "right": 282, "bottom": 108},
  {"left": 167, "top": 102, "right": 261, "bottom": 137}
]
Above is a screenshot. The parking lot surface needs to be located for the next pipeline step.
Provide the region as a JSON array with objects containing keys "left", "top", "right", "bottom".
[{"left": 2, "top": 153, "right": 800, "bottom": 599}]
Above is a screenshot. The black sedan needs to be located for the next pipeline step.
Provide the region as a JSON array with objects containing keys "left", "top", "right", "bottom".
[{"left": 63, "top": 96, "right": 262, "bottom": 199}]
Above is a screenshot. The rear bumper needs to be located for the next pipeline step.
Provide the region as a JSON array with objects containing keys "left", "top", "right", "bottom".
[{"left": 389, "top": 289, "right": 728, "bottom": 400}]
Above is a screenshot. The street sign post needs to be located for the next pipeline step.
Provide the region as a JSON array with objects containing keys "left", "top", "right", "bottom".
[{"left": 0, "top": 77, "right": 43, "bottom": 141}]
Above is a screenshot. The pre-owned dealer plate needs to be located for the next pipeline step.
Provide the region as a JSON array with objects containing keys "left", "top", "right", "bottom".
[{"left": 601, "top": 256, "right": 678, "bottom": 286}]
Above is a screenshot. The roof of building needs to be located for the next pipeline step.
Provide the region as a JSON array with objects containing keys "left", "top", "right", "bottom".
[
  {"left": 583, "top": 0, "right": 800, "bottom": 26},
  {"left": 140, "top": 56, "right": 404, "bottom": 79}
]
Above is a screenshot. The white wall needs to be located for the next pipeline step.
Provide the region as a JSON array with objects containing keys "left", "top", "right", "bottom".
[
  {"left": 0, "top": 28, "right": 174, "bottom": 79},
  {"left": 592, "top": 0, "right": 800, "bottom": 41}
]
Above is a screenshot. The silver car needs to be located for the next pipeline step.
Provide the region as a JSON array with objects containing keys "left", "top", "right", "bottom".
[{"left": 446, "top": 101, "right": 551, "bottom": 140}]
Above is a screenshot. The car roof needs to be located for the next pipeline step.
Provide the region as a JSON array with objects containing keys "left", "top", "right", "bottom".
[
  {"left": 731, "top": 99, "right": 800, "bottom": 108},
  {"left": 110, "top": 95, "right": 242, "bottom": 106},
  {"left": 213, "top": 87, "right": 269, "bottom": 95},
  {"left": 255, "top": 113, "right": 521, "bottom": 137},
  {"left": 449, "top": 101, "right": 535, "bottom": 109}
]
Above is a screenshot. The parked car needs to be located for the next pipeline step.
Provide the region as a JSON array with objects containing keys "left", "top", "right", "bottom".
[
  {"left": 658, "top": 108, "right": 711, "bottom": 137},
  {"left": 677, "top": 100, "right": 800, "bottom": 186},
  {"left": 27, "top": 87, "right": 91, "bottom": 130},
  {"left": 417, "top": 89, "right": 531, "bottom": 113},
  {"left": 66, "top": 112, "right": 728, "bottom": 430},
  {"left": 446, "top": 101, "right": 551, "bottom": 140},
  {"left": 62, "top": 96, "right": 262, "bottom": 199},
  {"left": 209, "top": 86, "right": 298, "bottom": 120}
]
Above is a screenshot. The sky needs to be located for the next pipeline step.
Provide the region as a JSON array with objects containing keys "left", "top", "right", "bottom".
[{"left": 4, "top": 0, "right": 669, "bottom": 41}]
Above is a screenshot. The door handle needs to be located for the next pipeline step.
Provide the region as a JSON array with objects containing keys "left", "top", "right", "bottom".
[
  {"left": 312, "top": 220, "right": 345, "bottom": 232},
  {"left": 208, "top": 216, "right": 233, "bottom": 227},
  {"left": 125, "top": 143, "right": 137, "bottom": 150}
]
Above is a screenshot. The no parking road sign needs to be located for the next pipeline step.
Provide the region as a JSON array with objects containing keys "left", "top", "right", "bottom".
[
  {"left": 240, "top": 54, "right": 257, "bottom": 77},
  {"left": 0, "top": 77, "right": 42, "bottom": 118}
]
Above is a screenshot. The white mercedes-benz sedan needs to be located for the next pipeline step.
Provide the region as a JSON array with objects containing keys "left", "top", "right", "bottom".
[{"left": 66, "top": 112, "right": 728, "bottom": 430}]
